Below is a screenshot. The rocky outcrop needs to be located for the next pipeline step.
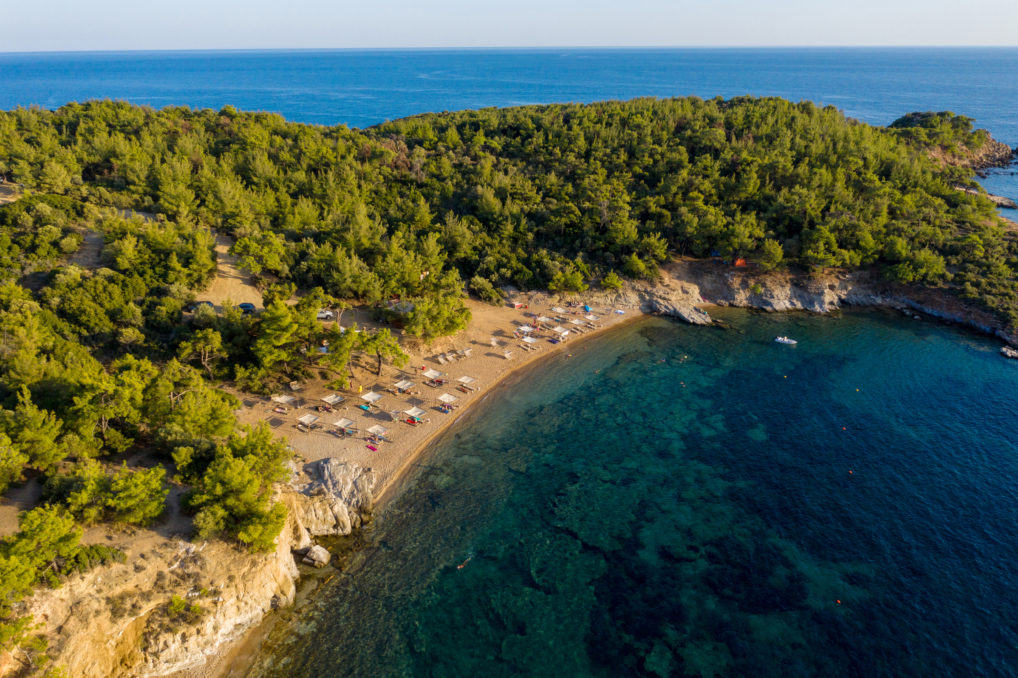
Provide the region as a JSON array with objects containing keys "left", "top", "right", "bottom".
[
  {"left": 953, "top": 185, "right": 1017, "bottom": 208},
  {"left": 280, "top": 458, "right": 376, "bottom": 551},
  {"left": 932, "top": 137, "right": 1016, "bottom": 170},
  {"left": 598, "top": 259, "right": 1018, "bottom": 348},
  {"left": 968, "top": 138, "right": 1016, "bottom": 169},
  {"left": 301, "top": 545, "right": 331, "bottom": 568},
  {"left": 986, "top": 193, "right": 1017, "bottom": 209},
  {"left": 12, "top": 460, "right": 375, "bottom": 678}
]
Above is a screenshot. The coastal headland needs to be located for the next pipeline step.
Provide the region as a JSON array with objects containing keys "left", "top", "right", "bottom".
[{"left": 7, "top": 255, "right": 1014, "bottom": 678}]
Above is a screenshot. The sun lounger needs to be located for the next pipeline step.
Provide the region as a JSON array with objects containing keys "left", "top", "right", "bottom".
[{"left": 437, "top": 354, "right": 449, "bottom": 365}]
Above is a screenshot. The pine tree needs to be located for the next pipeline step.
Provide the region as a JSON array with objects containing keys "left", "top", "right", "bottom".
[{"left": 252, "top": 301, "right": 298, "bottom": 374}]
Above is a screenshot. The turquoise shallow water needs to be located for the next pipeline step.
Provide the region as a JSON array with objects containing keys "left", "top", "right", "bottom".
[{"left": 247, "top": 310, "right": 1018, "bottom": 678}]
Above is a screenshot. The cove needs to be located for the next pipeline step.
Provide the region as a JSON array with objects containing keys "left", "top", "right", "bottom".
[{"left": 246, "top": 309, "right": 1018, "bottom": 678}]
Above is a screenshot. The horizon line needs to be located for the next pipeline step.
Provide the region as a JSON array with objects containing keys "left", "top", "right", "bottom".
[{"left": 3, "top": 45, "right": 1018, "bottom": 56}]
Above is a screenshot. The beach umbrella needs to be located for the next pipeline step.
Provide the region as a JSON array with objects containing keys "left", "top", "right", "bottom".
[
  {"left": 332, "top": 417, "right": 356, "bottom": 431},
  {"left": 297, "top": 413, "right": 319, "bottom": 427}
]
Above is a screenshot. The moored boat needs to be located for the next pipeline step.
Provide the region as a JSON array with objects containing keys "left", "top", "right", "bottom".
[{"left": 774, "top": 336, "right": 797, "bottom": 345}]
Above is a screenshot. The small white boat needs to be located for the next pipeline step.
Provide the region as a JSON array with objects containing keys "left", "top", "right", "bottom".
[{"left": 774, "top": 336, "right": 797, "bottom": 345}]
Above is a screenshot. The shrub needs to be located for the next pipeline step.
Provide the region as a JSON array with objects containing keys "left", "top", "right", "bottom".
[
  {"left": 469, "top": 275, "right": 503, "bottom": 304},
  {"left": 601, "top": 271, "right": 624, "bottom": 290}
]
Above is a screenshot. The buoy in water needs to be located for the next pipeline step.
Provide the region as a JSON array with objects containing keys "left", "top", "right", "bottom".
[
  {"left": 849, "top": 470, "right": 854, "bottom": 475},
  {"left": 836, "top": 600, "right": 842, "bottom": 605}
]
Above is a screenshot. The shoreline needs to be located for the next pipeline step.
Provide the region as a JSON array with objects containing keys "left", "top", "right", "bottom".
[{"left": 372, "top": 310, "right": 648, "bottom": 512}]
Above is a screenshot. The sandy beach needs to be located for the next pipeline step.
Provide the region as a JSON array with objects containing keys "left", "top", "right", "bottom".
[{"left": 233, "top": 294, "right": 643, "bottom": 509}]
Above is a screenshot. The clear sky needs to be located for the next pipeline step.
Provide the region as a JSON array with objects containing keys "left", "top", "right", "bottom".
[{"left": 5, "top": 0, "right": 1018, "bottom": 52}]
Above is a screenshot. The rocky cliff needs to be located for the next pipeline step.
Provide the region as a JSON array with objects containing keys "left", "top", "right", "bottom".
[
  {"left": 3, "top": 460, "right": 374, "bottom": 678},
  {"left": 577, "top": 259, "right": 1016, "bottom": 347},
  {"left": 929, "top": 136, "right": 1016, "bottom": 170}
]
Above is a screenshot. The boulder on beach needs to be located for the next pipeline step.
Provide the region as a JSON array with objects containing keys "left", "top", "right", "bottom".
[{"left": 302, "top": 544, "right": 331, "bottom": 568}]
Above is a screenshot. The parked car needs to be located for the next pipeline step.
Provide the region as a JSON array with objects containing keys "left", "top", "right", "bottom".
[
  {"left": 237, "top": 302, "right": 257, "bottom": 315},
  {"left": 316, "top": 309, "right": 335, "bottom": 321},
  {"left": 185, "top": 300, "right": 215, "bottom": 312}
]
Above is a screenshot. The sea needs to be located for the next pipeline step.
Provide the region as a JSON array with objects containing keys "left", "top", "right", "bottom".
[
  {"left": 2, "top": 49, "right": 1017, "bottom": 676},
  {"left": 244, "top": 310, "right": 1018, "bottom": 678}
]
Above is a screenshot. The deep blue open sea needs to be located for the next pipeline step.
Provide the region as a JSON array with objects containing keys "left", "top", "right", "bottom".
[{"left": 3, "top": 48, "right": 1017, "bottom": 676}]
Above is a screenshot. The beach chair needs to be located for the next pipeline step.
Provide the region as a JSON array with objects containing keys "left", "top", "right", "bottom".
[
  {"left": 503, "top": 351, "right": 513, "bottom": 360},
  {"left": 437, "top": 354, "right": 449, "bottom": 365}
]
